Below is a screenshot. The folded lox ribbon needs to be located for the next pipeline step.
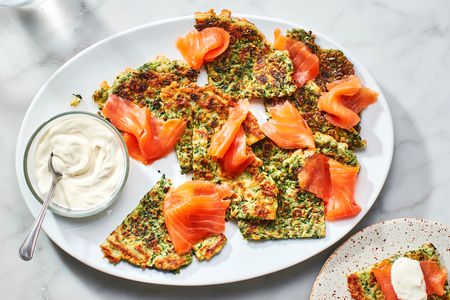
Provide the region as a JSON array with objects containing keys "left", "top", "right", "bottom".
[
  {"left": 273, "top": 28, "right": 320, "bottom": 88},
  {"left": 176, "top": 27, "right": 230, "bottom": 70},
  {"left": 318, "top": 75, "right": 378, "bottom": 130},
  {"left": 163, "top": 180, "right": 233, "bottom": 255},
  {"left": 261, "top": 100, "right": 316, "bottom": 152},
  {"left": 298, "top": 153, "right": 361, "bottom": 221},
  {"left": 102, "top": 95, "right": 186, "bottom": 164},
  {"left": 208, "top": 99, "right": 256, "bottom": 178}
]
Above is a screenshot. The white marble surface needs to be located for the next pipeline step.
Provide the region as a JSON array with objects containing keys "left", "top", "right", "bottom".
[{"left": 1, "top": 0, "right": 449, "bottom": 299}]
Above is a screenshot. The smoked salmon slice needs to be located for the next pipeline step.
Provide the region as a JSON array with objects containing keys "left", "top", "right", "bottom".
[
  {"left": 318, "top": 75, "right": 361, "bottom": 129},
  {"left": 208, "top": 99, "right": 250, "bottom": 159},
  {"left": 373, "top": 260, "right": 399, "bottom": 300},
  {"left": 221, "top": 126, "right": 256, "bottom": 178},
  {"left": 121, "top": 132, "right": 150, "bottom": 164},
  {"left": 163, "top": 181, "right": 233, "bottom": 255},
  {"left": 318, "top": 75, "right": 378, "bottom": 129},
  {"left": 176, "top": 27, "right": 230, "bottom": 70},
  {"left": 298, "top": 154, "right": 360, "bottom": 220},
  {"left": 140, "top": 117, "right": 187, "bottom": 161},
  {"left": 102, "top": 95, "right": 186, "bottom": 164},
  {"left": 326, "top": 159, "right": 361, "bottom": 220},
  {"left": 273, "top": 28, "right": 319, "bottom": 88},
  {"left": 420, "top": 260, "right": 448, "bottom": 296},
  {"left": 298, "top": 154, "right": 331, "bottom": 200},
  {"left": 335, "top": 87, "right": 378, "bottom": 115},
  {"left": 326, "top": 75, "right": 360, "bottom": 90},
  {"left": 261, "top": 101, "right": 315, "bottom": 150},
  {"left": 102, "top": 94, "right": 150, "bottom": 138}
]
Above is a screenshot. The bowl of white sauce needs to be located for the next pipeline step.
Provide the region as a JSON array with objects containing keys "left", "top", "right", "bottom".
[{"left": 23, "top": 111, "right": 129, "bottom": 217}]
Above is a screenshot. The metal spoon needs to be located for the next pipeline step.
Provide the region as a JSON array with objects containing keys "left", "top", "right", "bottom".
[{"left": 19, "top": 152, "right": 62, "bottom": 261}]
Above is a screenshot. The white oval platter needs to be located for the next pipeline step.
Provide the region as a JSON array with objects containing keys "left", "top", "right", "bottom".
[{"left": 15, "top": 14, "right": 394, "bottom": 285}]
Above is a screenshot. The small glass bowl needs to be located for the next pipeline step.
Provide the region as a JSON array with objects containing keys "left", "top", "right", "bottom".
[{"left": 23, "top": 111, "right": 129, "bottom": 218}]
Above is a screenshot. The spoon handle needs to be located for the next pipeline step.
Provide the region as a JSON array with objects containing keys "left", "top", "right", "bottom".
[{"left": 19, "top": 179, "right": 58, "bottom": 261}]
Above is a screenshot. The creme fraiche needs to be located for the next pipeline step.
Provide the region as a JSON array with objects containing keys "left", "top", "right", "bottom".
[
  {"left": 391, "top": 257, "right": 427, "bottom": 300},
  {"left": 33, "top": 113, "right": 126, "bottom": 212}
]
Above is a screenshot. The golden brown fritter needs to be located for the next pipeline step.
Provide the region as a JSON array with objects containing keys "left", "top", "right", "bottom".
[
  {"left": 195, "top": 9, "right": 295, "bottom": 99},
  {"left": 92, "top": 56, "right": 198, "bottom": 114},
  {"left": 267, "top": 81, "right": 366, "bottom": 149},
  {"left": 100, "top": 177, "right": 228, "bottom": 271},
  {"left": 315, "top": 49, "right": 355, "bottom": 91},
  {"left": 284, "top": 28, "right": 355, "bottom": 91},
  {"left": 193, "top": 234, "right": 227, "bottom": 261},
  {"left": 286, "top": 28, "right": 320, "bottom": 54},
  {"left": 100, "top": 177, "right": 192, "bottom": 271},
  {"left": 266, "top": 28, "right": 363, "bottom": 149},
  {"left": 227, "top": 165, "right": 279, "bottom": 220},
  {"left": 109, "top": 56, "right": 198, "bottom": 112},
  {"left": 242, "top": 112, "right": 266, "bottom": 146},
  {"left": 238, "top": 139, "right": 326, "bottom": 240},
  {"left": 92, "top": 57, "right": 199, "bottom": 173},
  {"left": 185, "top": 83, "right": 279, "bottom": 220},
  {"left": 159, "top": 82, "right": 198, "bottom": 173}
]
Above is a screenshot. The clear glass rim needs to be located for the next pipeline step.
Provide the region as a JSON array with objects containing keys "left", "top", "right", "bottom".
[
  {"left": 23, "top": 111, "right": 130, "bottom": 218},
  {"left": 0, "top": 0, "right": 39, "bottom": 7}
]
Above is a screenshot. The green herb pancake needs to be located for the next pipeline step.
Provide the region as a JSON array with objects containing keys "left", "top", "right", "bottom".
[
  {"left": 286, "top": 28, "right": 320, "bottom": 54},
  {"left": 92, "top": 56, "right": 198, "bottom": 110},
  {"left": 293, "top": 81, "right": 365, "bottom": 149},
  {"left": 188, "top": 84, "right": 279, "bottom": 220},
  {"left": 193, "top": 234, "right": 227, "bottom": 261},
  {"left": 158, "top": 82, "right": 265, "bottom": 174},
  {"left": 238, "top": 132, "right": 357, "bottom": 240},
  {"left": 284, "top": 28, "right": 355, "bottom": 91},
  {"left": 159, "top": 82, "right": 198, "bottom": 173},
  {"left": 100, "top": 177, "right": 227, "bottom": 271},
  {"left": 315, "top": 48, "right": 355, "bottom": 92},
  {"left": 266, "top": 81, "right": 365, "bottom": 149},
  {"left": 238, "top": 139, "right": 325, "bottom": 240},
  {"left": 266, "top": 27, "right": 364, "bottom": 149},
  {"left": 92, "top": 56, "right": 198, "bottom": 173},
  {"left": 347, "top": 243, "right": 450, "bottom": 300},
  {"left": 100, "top": 177, "right": 192, "bottom": 271},
  {"left": 195, "top": 9, "right": 296, "bottom": 99},
  {"left": 226, "top": 165, "right": 279, "bottom": 221},
  {"left": 314, "top": 132, "right": 359, "bottom": 166}
]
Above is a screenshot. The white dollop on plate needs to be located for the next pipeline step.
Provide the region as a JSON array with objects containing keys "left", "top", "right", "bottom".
[{"left": 310, "top": 218, "right": 450, "bottom": 299}]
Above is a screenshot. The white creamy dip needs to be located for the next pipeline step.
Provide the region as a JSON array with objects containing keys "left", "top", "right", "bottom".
[
  {"left": 391, "top": 257, "right": 427, "bottom": 300},
  {"left": 34, "top": 114, "right": 125, "bottom": 211}
]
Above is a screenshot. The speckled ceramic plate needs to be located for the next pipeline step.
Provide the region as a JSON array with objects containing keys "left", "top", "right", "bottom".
[
  {"left": 15, "top": 14, "right": 393, "bottom": 285},
  {"left": 310, "top": 218, "right": 450, "bottom": 299}
]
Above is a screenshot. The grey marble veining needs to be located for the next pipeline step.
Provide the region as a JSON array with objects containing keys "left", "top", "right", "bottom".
[{"left": 1, "top": 0, "right": 449, "bottom": 299}]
